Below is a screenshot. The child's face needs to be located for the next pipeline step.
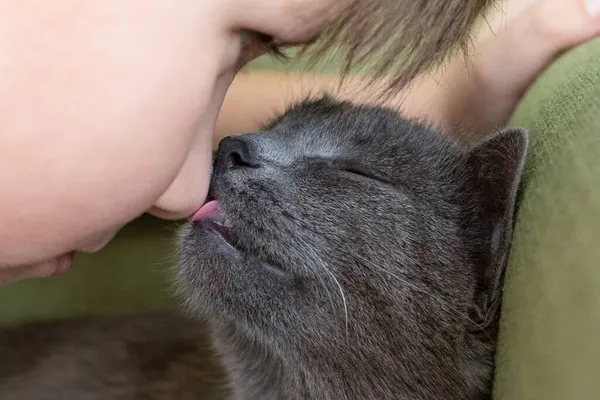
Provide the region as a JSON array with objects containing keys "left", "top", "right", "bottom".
[{"left": 0, "top": 0, "right": 339, "bottom": 284}]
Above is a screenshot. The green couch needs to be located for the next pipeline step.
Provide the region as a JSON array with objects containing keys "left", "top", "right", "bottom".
[{"left": 1, "top": 38, "right": 599, "bottom": 400}]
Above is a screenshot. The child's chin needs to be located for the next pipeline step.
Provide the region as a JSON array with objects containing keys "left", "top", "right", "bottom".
[{"left": 76, "top": 230, "right": 118, "bottom": 253}]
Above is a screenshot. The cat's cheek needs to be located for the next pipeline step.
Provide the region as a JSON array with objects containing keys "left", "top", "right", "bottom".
[
  {"left": 178, "top": 225, "right": 244, "bottom": 282},
  {"left": 177, "top": 227, "right": 297, "bottom": 328}
]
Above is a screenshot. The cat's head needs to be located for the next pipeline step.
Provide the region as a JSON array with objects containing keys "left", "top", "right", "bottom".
[{"left": 176, "top": 96, "right": 527, "bottom": 398}]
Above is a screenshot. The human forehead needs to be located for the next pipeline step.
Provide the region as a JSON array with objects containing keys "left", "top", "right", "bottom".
[{"left": 222, "top": 0, "right": 343, "bottom": 44}]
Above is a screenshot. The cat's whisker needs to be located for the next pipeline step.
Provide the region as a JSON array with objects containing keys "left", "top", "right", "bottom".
[
  {"left": 283, "top": 213, "right": 351, "bottom": 339},
  {"left": 313, "top": 268, "right": 340, "bottom": 331},
  {"left": 319, "top": 261, "right": 349, "bottom": 340},
  {"left": 300, "top": 238, "right": 350, "bottom": 340}
]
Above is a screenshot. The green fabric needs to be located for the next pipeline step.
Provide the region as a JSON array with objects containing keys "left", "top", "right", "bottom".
[
  {"left": 494, "top": 37, "right": 600, "bottom": 400},
  {"left": 1, "top": 39, "right": 599, "bottom": 400},
  {"left": 0, "top": 216, "right": 178, "bottom": 326}
]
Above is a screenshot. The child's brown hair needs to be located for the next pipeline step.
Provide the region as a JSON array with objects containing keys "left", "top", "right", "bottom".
[{"left": 302, "top": 0, "right": 496, "bottom": 95}]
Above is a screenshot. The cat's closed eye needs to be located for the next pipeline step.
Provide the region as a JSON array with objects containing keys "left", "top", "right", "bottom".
[
  {"left": 338, "top": 164, "right": 377, "bottom": 180},
  {"left": 306, "top": 157, "right": 382, "bottom": 182}
]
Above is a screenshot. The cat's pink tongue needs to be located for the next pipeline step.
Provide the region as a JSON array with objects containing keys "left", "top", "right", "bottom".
[{"left": 189, "top": 200, "right": 220, "bottom": 222}]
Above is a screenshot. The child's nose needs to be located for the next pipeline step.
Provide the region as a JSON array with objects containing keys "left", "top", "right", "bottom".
[{"left": 147, "top": 143, "right": 213, "bottom": 221}]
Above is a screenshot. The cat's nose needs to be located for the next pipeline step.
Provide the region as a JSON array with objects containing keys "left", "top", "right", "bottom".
[{"left": 215, "top": 136, "right": 260, "bottom": 172}]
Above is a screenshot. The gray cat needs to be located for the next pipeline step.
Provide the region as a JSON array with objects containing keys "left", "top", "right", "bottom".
[{"left": 0, "top": 96, "right": 528, "bottom": 400}]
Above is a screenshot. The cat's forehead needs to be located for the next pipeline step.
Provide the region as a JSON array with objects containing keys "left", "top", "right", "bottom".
[
  {"left": 261, "top": 125, "right": 345, "bottom": 162},
  {"left": 255, "top": 99, "right": 453, "bottom": 169},
  {"left": 257, "top": 100, "right": 426, "bottom": 162}
]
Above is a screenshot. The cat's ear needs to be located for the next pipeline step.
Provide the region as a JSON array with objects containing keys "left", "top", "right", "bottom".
[{"left": 468, "top": 127, "right": 529, "bottom": 325}]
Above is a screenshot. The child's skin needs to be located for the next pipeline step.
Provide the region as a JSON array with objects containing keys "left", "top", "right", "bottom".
[{"left": 1, "top": 0, "right": 600, "bottom": 286}]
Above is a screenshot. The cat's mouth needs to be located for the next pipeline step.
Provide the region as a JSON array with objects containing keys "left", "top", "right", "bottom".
[
  {"left": 188, "top": 196, "right": 293, "bottom": 276},
  {"left": 189, "top": 200, "right": 233, "bottom": 243}
]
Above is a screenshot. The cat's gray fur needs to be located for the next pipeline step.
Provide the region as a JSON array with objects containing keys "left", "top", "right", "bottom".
[{"left": 0, "top": 96, "right": 528, "bottom": 400}]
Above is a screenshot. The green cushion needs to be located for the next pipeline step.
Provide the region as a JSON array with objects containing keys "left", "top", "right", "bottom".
[{"left": 494, "top": 37, "right": 600, "bottom": 400}]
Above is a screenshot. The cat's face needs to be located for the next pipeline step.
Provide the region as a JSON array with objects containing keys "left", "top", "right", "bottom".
[{"left": 177, "top": 97, "right": 527, "bottom": 398}]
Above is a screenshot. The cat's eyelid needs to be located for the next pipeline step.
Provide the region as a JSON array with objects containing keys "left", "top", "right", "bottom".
[
  {"left": 341, "top": 167, "right": 372, "bottom": 179},
  {"left": 332, "top": 159, "right": 375, "bottom": 179},
  {"left": 303, "top": 156, "right": 389, "bottom": 184}
]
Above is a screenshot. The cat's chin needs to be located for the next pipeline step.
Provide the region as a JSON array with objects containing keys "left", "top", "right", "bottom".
[
  {"left": 192, "top": 219, "right": 233, "bottom": 246},
  {"left": 188, "top": 223, "right": 240, "bottom": 256}
]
